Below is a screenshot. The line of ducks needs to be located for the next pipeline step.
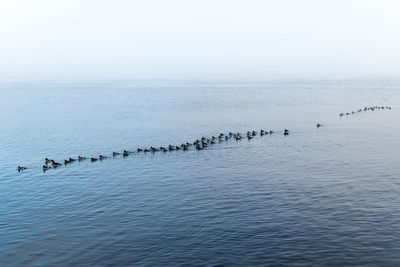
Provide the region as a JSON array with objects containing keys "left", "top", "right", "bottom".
[
  {"left": 340, "top": 106, "right": 391, "bottom": 117},
  {"left": 17, "top": 129, "right": 290, "bottom": 172}
]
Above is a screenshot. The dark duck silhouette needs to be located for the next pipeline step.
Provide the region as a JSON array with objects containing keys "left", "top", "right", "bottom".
[
  {"left": 91, "top": 157, "right": 98, "bottom": 162},
  {"left": 52, "top": 161, "right": 62, "bottom": 168},
  {"left": 17, "top": 166, "right": 27, "bottom": 172},
  {"left": 99, "top": 155, "right": 108, "bottom": 160},
  {"left": 78, "top": 156, "right": 86, "bottom": 161},
  {"left": 112, "top": 152, "right": 120, "bottom": 156},
  {"left": 43, "top": 165, "right": 51, "bottom": 171},
  {"left": 317, "top": 123, "right": 321, "bottom": 128},
  {"left": 284, "top": 129, "right": 289, "bottom": 136}
]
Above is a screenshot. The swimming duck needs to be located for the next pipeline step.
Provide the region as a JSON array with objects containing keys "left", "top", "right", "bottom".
[
  {"left": 78, "top": 156, "right": 86, "bottom": 161},
  {"left": 43, "top": 165, "right": 51, "bottom": 171},
  {"left": 137, "top": 148, "right": 143, "bottom": 152},
  {"left": 99, "top": 155, "right": 108, "bottom": 160},
  {"left": 144, "top": 149, "right": 150, "bottom": 152},
  {"left": 317, "top": 123, "right": 321, "bottom": 128},
  {"left": 45, "top": 158, "right": 52, "bottom": 164},
  {"left": 91, "top": 157, "right": 98, "bottom": 162},
  {"left": 284, "top": 129, "right": 289, "bottom": 135},
  {"left": 123, "top": 151, "right": 130, "bottom": 157},
  {"left": 52, "top": 161, "right": 62, "bottom": 168},
  {"left": 112, "top": 152, "right": 120, "bottom": 156},
  {"left": 64, "top": 159, "right": 71, "bottom": 165},
  {"left": 17, "top": 166, "right": 27, "bottom": 172}
]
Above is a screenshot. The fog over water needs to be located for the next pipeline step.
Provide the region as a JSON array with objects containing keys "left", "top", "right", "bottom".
[{"left": 1, "top": 0, "right": 400, "bottom": 80}]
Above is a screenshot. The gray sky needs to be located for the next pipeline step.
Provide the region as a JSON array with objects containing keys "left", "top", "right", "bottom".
[{"left": 1, "top": 0, "right": 399, "bottom": 80}]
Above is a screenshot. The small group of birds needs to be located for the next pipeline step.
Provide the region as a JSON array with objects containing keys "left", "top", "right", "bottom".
[
  {"left": 340, "top": 106, "right": 391, "bottom": 117},
  {"left": 41, "top": 157, "right": 86, "bottom": 171},
  {"left": 17, "top": 129, "right": 291, "bottom": 172}
]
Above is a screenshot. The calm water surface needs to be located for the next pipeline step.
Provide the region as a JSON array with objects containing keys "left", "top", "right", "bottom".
[{"left": 1, "top": 80, "right": 400, "bottom": 266}]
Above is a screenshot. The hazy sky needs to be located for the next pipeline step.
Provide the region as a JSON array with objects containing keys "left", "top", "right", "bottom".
[{"left": 1, "top": 0, "right": 399, "bottom": 80}]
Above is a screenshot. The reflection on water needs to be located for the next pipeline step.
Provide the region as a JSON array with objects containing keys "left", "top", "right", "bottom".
[{"left": 1, "top": 80, "right": 400, "bottom": 266}]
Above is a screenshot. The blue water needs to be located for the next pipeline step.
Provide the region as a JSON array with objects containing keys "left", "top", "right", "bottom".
[{"left": 1, "top": 80, "right": 400, "bottom": 266}]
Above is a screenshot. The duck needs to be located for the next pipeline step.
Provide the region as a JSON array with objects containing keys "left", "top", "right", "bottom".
[
  {"left": 45, "top": 158, "right": 52, "bottom": 164},
  {"left": 284, "top": 129, "right": 289, "bottom": 136},
  {"left": 123, "top": 151, "right": 130, "bottom": 157},
  {"left": 52, "top": 161, "right": 62, "bottom": 168},
  {"left": 317, "top": 123, "right": 321, "bottom": 128},
  {"left": 43, "top": 165, "right": 51, "bottom": 171},
  {"left": 78, "top": 156, "right": 86, "bottom": 161},
  {"left": 99, "top": 155, "right": 108, "bottom": 160},
  {"left": 17, "top": 166, "right": 27, "bottom": 172},
  {"left": 183, "top": 145, "right": 188, "bottom": 151},
  {"left": 137, "top": 148, "right": 143, "bottom": 152},
  {"left": 144, "top": 148, "right": 150, "bottom": 152},
  {"left": 150, "top": 147, "right": 159, "bottom": 152},
  {"left": 112, "top": 152, "right": 120, "bottom": 156},
  {"left": 91, "top": 157, "right": 98, "bottom": 162},
  {"left": 69, "top": 157, "right": 76, "bottom": 162},
  {"left": 175, "top": 146, "right": 181, "bottom": 150},
  {"left": 64, "top": 159, "right": 71, "bottom": 165}
]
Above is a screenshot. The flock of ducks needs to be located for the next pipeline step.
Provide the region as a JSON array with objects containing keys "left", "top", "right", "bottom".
[
  {"left": 339, "top": 106, "right": 391, "bottom": 117},
  {"left": 16, "top": 105, "right": 393, "bottom": 173},
  {"left": 17, "top": 129, "right": 291, "bottom": 172}
]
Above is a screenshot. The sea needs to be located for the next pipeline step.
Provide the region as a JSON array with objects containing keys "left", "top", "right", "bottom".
[{"left": 1, "top": 79, "right": 400, "bottom": 266}]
